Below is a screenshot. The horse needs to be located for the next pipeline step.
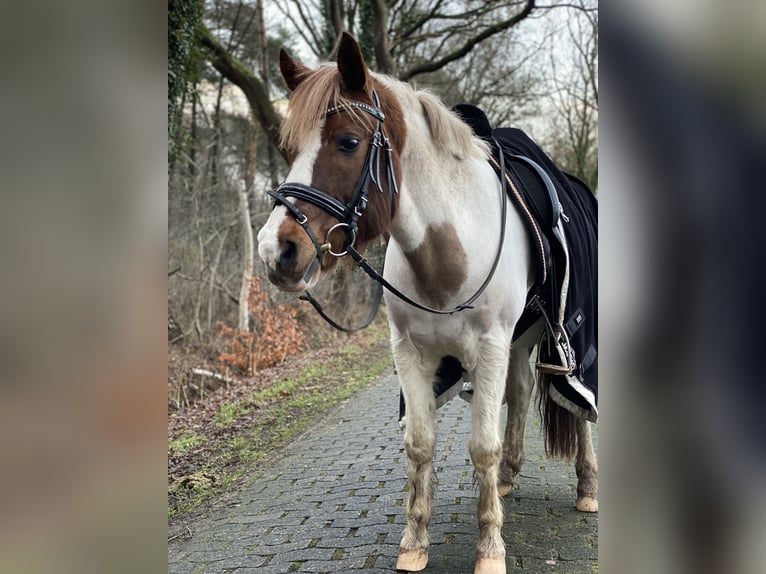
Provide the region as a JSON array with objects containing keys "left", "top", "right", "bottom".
[{"left": 257, "top": 31, "right": 598, "bottom": 574}]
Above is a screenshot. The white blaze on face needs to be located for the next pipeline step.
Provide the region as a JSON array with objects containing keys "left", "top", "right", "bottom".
[{"left": 257, "top": 128, "right": 323, "bottom": 268}]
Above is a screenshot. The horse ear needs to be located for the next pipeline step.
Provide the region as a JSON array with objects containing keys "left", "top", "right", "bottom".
[
  {"left": 336, "top": 31, "right": 369, "bottom": 93},
  {"left": 280, "top": 48, "right": 311, "bottom": 92}
]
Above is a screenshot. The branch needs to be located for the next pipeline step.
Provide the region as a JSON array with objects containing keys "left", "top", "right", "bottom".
[
  {"left": 329, "top": 0, "right": 344, "bottom": 40},
  {"left": 536, "top": 2, "right": 597, "bottom": 13},
  {"left": 199, "top": 26, "right": 286, "bottom": 160},
  {"left": 398, "top": 0, "right": 536, "bottom": 82},
  {"left": 230, "top": 2, "right": 258, "bottom": 55},
  {"left": 398, "top": 0, "right": 446, "bottom": 40},
  {"left": 192, "top": 368, "right": 241, "bottom": 386},
  {"left": 273, "top": 0, "right": 323, "bottom": 58}
]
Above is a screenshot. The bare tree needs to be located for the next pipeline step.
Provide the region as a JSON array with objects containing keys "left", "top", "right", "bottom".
[
  {"left": 544, "top": 0, "right": 598, "bottom": 190},
  {"left": 256, "top": 0, "right": 280, "bottom": 188},
  {"left": 393, "top": 0, "right": 537, "bottom": 81},
  {"left": 271, "top": 0, "right": 537, "bottom": 80},
  {"left": 238, "top": 113, "right": 257, "bottom": 332},
  {"left": 201, "top": 0, "right": 543, "bottom": 155},
  {"left": 199, "top": 25, "right": 285, "bottom": 156}
]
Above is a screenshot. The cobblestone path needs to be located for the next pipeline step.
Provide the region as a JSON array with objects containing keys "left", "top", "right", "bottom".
[{"left": 168, "top": 370, "right": 598, "bottom": 573}]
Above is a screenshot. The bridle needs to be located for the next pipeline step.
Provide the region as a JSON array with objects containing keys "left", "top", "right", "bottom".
[
  {"left": 268, "top": 90, "right": 398, "bottom": 275},
  {"left": 268, "top": 89, "right": 509, "bottom": 331}
]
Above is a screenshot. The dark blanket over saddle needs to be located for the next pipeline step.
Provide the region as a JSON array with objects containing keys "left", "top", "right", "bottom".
[
  {"left": 398, "top": 106, "right": 598, "bottom": 425},
  {"left": 497, "top": 127, "right": 598, "bottom": 420},
  {"left": 455, "top": 105, "right": 599, "bottom": 421}
]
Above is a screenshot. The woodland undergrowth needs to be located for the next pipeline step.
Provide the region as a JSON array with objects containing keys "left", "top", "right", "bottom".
[{"left": 167, "top": 278, "right": 393, "bottom": 523}]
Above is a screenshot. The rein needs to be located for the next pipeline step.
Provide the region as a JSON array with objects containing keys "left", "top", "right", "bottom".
[
  {"left": 342, "top": 143, "right": 507, "bottom": 316},
  {"left": 268, "top": 90, "right": 508, "bottom": 330}
]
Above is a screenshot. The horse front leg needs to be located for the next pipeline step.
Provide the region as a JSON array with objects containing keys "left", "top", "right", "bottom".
[
  {"left": 498, "top": 347, "right": 534, "bottom": 497},
  {"left": 575, "top": 418, "right": 599, "bottom": 512},
  {"left": 393, "top": 341, "right": 438, "bottom": 572},
  {"left": 470, "top": 337, "right": 511, "bottom": 574}
]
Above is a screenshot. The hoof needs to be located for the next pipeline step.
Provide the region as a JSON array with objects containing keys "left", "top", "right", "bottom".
[
  {"left": 475, "top": 556, "right": 506, "bottom": 574},
  {"left": 497, "top": 483, "right": 512, "bottom": 497},
  {"left": 576, "top": 495, "right": 598, "bottom": 512},
  {"left": 396, "top": 549, "right": 428, "bottom": 572}
]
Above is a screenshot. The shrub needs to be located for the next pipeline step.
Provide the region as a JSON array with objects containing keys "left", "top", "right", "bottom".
[{"left": 218, "top": 277, "right": 306, "bottom": 375}]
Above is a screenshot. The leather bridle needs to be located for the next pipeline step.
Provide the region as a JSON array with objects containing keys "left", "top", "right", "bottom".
[
  {"left": 267, "top": 89, "right": 398, "bottom": 276},
  {"left": 268, "top": 89, "right": 509, "bottom": 331}
]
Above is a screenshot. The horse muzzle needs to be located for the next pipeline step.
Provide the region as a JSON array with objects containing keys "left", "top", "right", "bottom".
[
  {"left": 257, "top": 206, "right": 325, "bottom": 292},
  {"left": 265, "top": 268, "right": 310, "bottom": 292},
  {"left": 260, "top": 242, "right": 322, "bottom": 293}
]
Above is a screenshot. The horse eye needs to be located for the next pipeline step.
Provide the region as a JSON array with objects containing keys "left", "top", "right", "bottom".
[{"left": 337, "top": 135, "right": 360, "bottom": 154}]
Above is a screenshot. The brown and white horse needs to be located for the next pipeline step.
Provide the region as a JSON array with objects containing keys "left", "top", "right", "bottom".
[{"left": 257, "top": 32, "right": 597, "bottom": 574}]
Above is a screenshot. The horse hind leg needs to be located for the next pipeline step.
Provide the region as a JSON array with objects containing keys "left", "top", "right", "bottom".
[
  {"left": 498, "top": 347, "right": 534, "bottom": 497},
  {"left": 575, "top": 418, "right": 599, "bottom": 512},
  {"left": 537, "top": 379, "right": 597, "bottom": 511}
]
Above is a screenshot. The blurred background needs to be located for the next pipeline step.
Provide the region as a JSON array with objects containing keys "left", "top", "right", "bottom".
[{"left": 600, "top": 2, "right": 766, "bottom": 573}]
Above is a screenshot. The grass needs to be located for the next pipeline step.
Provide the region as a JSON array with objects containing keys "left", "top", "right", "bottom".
[
  {"left": 168, "top": 321, "right": 392, "bottom": 519},
  {"left": 214, "top": 402, "right": 253, "bottom": 426},
  {"left": 169, "top": 434, "right": 204, "bottom": 454}
]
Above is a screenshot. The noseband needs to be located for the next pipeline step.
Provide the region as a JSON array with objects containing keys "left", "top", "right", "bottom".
[{"left": 268, "top": 89, "right": 399, "bottom": 275}]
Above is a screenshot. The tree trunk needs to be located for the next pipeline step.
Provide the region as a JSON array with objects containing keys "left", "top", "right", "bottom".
[
  {"left": 188, "top": 77, "right": 198, "bottom": 177},
  {"left": 199, "top": 26, "right": 285, "bottom": 160},
  {"left": 193, "top": 191, "right": 205, "bottom": 339},
  {"left": 370, "top": 0, "right": 394, "bottom": 74},
  {"left": 238, "top": 186, "right": 254, "bottom": 332},
  {"left": 208, "top": 74, "right": 225, "bottom": 190},
  {"left": 239, "top": 114, "right": 258, "bottom": 332},
  {"left": 256, "top": 0, "right": 280, "bottom": 188},
  {"left": 207, "top": 227, "right": 229, "bottom": 332}
]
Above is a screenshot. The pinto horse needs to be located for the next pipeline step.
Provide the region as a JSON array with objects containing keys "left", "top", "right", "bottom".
[{"left": 257, "top": 32, "right": 598, "bottom": 574}]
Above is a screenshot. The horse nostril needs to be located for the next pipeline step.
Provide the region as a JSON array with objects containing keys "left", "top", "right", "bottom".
[{"left": 278, "top": 240, "right": 298, "bottom": 271}]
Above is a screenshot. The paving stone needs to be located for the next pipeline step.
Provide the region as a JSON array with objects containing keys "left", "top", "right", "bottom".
[{"left": 169, "top": 372, "right": 598, "bottom": 573}]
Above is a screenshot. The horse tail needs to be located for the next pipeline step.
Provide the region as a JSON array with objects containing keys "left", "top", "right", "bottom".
[{"left": 536, "top": 373, "right": 578, "bottom": 460}]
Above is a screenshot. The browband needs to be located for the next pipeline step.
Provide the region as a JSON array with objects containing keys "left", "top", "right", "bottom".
[{"left": 324, "top": 101, "right": 385, "bottom": 122}]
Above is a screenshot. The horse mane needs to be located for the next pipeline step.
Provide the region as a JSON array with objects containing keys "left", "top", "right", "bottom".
[
  {"left": 372, "top": 75, "right": 489, "bottom": 159},
  {"left": 280, "top": 65, "right": 377, "bottom": 155},
  {"left": 415, "top": 90, "right": 490, "bottom": 160}
]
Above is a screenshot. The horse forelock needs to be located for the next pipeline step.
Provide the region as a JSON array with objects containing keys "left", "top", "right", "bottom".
[
  {"left": 280, "top": 66, "right": 408, "bottom": 250},
  {"left": 280, "top": 65, "right": 377, "bottom": 156}
]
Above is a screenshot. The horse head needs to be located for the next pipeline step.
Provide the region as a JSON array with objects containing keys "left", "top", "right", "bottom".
[{"left": 257, "top": 32, "right": 405, "bottom": 292}]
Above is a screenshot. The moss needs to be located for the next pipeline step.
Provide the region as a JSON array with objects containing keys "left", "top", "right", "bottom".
[{"left": 168, "top": 0, "right": 203, "bottom": 154}]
